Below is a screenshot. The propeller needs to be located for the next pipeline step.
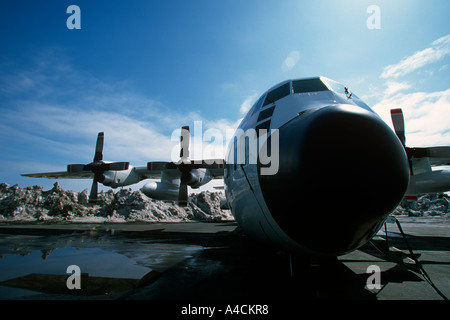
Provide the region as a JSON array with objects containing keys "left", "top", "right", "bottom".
[
  {"left": 390, "top": 109, "right": 406, "bottom": 147},
  {"left": 145, "top": 126, "right": 224, "bottom": 206},
  {"left": 67, "top": 132, "right": 130, "bottom": 204},
  {"left": 173, "top": 126, "right": 218, "bottom": 206},
  {"left": 391, "top": 108, "right": 450, "bottom": 200},
  {"left": 391, "top": 109, "right": 450, "bottom": 162}
]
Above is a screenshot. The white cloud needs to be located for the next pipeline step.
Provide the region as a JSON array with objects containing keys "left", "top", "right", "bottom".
[
  {"left": 239, "top": 93, "right": 258, "bottom": 115},
  {"left": 0, "top": 51, "right": 241, "bottom": 175},
  {"left": 384, "top": 81, "right": 412, "bottom": 97},
  {"left": 281, "top": 50, "right": 300, "bottom": 72},
  {"left": 372, "top": 89, "right": 450, "bottom": 147},
  {"left": 197, "top": 117, "right": 242, "bottom": 160},
  {"left": 371, "top": 34, "right": 450, "bottom": 150},
  {"left": 3, "top": 102, "right": 177, "bottom": 164},
  {"left": 381, "top": 34, "right": 450, "bottom": 79}
]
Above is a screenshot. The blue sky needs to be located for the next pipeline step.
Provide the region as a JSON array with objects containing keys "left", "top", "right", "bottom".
[{"left": 1, "top": 0, "right": 449, "bottom": 192}]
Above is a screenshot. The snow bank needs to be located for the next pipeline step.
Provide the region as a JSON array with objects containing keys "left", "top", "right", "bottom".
[
  {"left": 1, "top": 182, "right": 448, "bottom": 223},
  {"left": 0, "top": 182, "right": 234, "bottom": 223},
  {"left": 392, "top": 193, "right": 450, "bottom": 217}
]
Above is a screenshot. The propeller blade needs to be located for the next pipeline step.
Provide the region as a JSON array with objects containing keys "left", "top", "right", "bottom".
[
  {"left": 177, "top": 161, "right": 192, "bottom": 206},
  {"left": 106, "top": 162, "right": 130, "bottom": 171},
  {"left": 93, "top": 132, "right": 104, "bottom": 162},
  {"left": 180, "top": 126, "right": 190, "bottom": 159},
  {"left": 89, "top": 178, "right": 99, "bottom": 204},
  {"left": 405, "top": 175, "right": 418, "bottom": 201},
  {"left": 178, "top": 183, "right": 188, "bottom": 206},
  {"left": 390, "top": 109, "right": 406, "bottom": 146}
]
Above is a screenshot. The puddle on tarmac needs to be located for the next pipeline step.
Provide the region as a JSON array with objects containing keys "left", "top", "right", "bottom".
[{"left": 0, "top": 230, "right": 204, "bottom": 299}]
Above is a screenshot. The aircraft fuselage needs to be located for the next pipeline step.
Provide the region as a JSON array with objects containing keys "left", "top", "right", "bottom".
[{"left": 224, "top": 77, "right": 410, "bottom": 256}]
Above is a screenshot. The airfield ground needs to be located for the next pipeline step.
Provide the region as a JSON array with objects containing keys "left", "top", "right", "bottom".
[{"left": 0, "top": 217, "right": 448, "bottom": 303}]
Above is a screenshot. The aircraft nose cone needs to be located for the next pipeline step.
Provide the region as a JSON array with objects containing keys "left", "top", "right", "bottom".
[{"left": 258, "top": 105, "right": 410, "bottom": 255}]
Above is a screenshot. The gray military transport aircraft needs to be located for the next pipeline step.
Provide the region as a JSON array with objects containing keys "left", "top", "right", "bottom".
[{"left": 22, "top": 76, "right": 450, "bottom": 257}]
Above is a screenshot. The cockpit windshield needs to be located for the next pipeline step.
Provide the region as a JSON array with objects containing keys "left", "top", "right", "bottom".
[
  {"left": 263, "top": 82, "right": 290, "bottom": 107},
  {"left": 323, "top": 78, "right": 359, "bottom": 99},
  {"left": 246, "top": 77, "right": 362, "bottom": 123},
  {"left": 292, "top": 79, "right": 328, "bottom": 94}
]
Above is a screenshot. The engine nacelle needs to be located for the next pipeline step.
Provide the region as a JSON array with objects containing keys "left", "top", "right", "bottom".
[
  {"left": 102, "top": 171, "right": 115, "bottom": 186},
  {"left": 140, "top": 169, "right": 214, "bottom": 200},
  {"left": 101, "top": 167, "right": 142, "bottom": 188},
  {"left": 189, "top": 168, "right": 213, "bottom": 189},
  {"left": 141, "top": 181, "right": 179, "bottom": 201},
  {"left": 414, "top": 170, "right": 450, "bottom": 194}
]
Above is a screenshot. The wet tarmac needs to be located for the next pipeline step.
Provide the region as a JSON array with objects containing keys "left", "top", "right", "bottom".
[{"left": 0, "top": 217, "right": 449, "bottom": 303}]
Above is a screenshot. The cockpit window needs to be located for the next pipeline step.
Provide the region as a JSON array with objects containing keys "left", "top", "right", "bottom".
[
  {"left": 292, "top": 79, "right": 328, "bottom": 94},
  {"left": 323, "top": 78, "right": 359, "bottom": 99},
  {"left": 324, "top": 79, "right": 346, "bottom": 95},
  {"left": 263, "top": 82, "right": 290, "bottom": 107},
  {"left": 250, "top": 95, "right": 265, "bottom": 116}
]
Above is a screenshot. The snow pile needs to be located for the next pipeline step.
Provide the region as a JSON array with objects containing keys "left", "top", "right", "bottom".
[
  {"left": 392, "top": 193, "right": 450, "bottom": 217},
  {"left": 1, "top": 182, "right": 448, "bottom": 223},
  {"left": 0, "top": 182, "right": 234, "bottom": 223}
]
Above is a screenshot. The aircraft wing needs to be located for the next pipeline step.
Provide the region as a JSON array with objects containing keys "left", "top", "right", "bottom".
[
  {"left": 143, "top": 159, "right": 225, "bottom": 179},
  {"left": 21, "top": 171, "right": 94, "bottom": 179},
  {"left": 20, "top": 129, "right": 223, "bottom": 205},
  {"left": 22, "top": 160, "right": 225, "bottom": 181},
  {"left": 407, "top": 146, "right": 450, "bottom": 167},
  {"left": 133, "top": 164, "right": 167, "bottom": 179}
]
